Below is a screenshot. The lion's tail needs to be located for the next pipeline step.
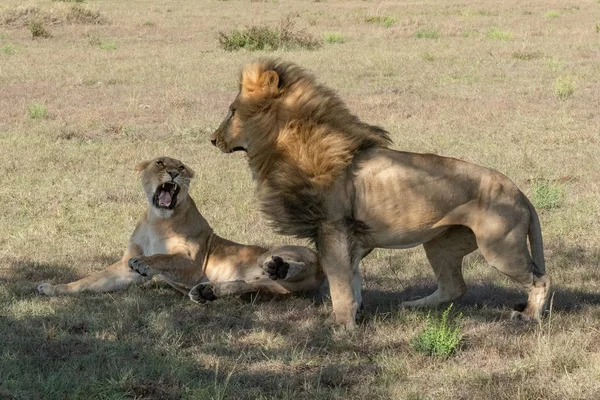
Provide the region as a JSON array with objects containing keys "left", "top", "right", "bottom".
[{"left": 523, "top": 192, "right": 546, "bottom": 275}]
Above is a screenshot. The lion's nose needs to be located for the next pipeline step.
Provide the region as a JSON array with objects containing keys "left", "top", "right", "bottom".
[
  {"left": 210, "top": 138, "right": 217, "bottom": 146},
  {"left": 168, "top": 171, "right": 179, "bottom": 179}
]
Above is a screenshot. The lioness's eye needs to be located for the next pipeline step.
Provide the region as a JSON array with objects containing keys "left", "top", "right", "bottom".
[
  {"left": 156, "top": 161, "right": 164, "bottom": 168},
  {"left": 178, "top": 165, "right": 185, "bottom": 171}
]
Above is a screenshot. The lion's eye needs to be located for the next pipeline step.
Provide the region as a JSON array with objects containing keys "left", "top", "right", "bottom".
[
  {"left": 178, "top": 165, "right": 185, "bottom": 171},
  {"left": 156, "top": 161, "right": 164, "bottom": 168},
  {"left": 230, "top": 107, "right": 236, "bottom": 115}
]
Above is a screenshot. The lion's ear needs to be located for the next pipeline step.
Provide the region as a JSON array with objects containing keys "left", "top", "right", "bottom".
[
  {"left": 259, "top": 70, "right": 279, "bottom": 95},
  {"left": 241, "top": 64, "right": 279, "bottom": 97},
  {"left": 134, "top": 160, "right": 151, "bottom": 173}
]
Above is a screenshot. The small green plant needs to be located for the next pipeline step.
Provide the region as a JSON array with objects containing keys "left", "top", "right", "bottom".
[
  {"left": 324, "top": 32, "right": 344, "bottom": 43},
  {"left": 415, "top": 28, "right": 441, "bottom": 39},
  {"left": 531, "top": 180, "right": 565, "bottom": 209},
  {"left": 383, "top": 17, "right": 396, "bottom": 28},
  {"left": 554, "top": 74, "right": 576, "bottom": 100},
  {"left": 486, "top": 27, "right": 512, "bottom": 40},
  {"left": 547, "top": 58, "right": 565, "bottom": 72},
  {"left": 544, "top": 10, "right": 560, "bottom": 18},
  {"left": 421, "top": 52, "right": 435, "bottom": 62},
  {"left": 219, "top": 16, "right": 321, "bottom": 51},
  {"left": 1, "top": 44, "right": 16, "bottom": 55},
  {"left": 28, "top": 102, "right": 48, "bottom": 119},
  {"left": 410, "top": 304, "right": 462, "bottom": 358},
  {"left": 52, "top": 0, "right": 85, "bottom": 3},
  {"left": 99, "top": 41, "right": 117, "bottom": 50},
  {"left": 28, "top": 19, "right": 51, "bottom": 38}
]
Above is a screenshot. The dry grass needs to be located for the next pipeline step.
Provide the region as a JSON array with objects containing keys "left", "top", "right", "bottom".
[{"left": 1, "top": 0, "right": 599, "bottom": 398}]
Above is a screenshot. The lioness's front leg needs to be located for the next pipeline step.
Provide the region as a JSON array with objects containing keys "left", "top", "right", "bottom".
[
  {"left": 128, "top": 253, "right": 198, "bottom": 284},
  {"left": 319, "top": 222, "right": 358, "bottom": 331},
  {"left": 38, "top": 245, "right": 146, "bottom": 295}
]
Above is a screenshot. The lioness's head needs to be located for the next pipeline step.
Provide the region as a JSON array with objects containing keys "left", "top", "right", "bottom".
[{"left": 135, "top": 157, "right": 195, "bottom": 216}]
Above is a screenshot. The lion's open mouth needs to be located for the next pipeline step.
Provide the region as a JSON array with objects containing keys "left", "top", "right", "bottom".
[
  {"left": 153, "top": 182, "right": 180, "bottom": 209},
  {"left": 231, "top": 146, "right": 247, "bottom": 153}
]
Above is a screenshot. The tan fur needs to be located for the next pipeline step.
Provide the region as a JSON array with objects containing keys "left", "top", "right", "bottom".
[
  {"left": 37, "top": 156, "right": 324, "bottom": 301},
  {"left": 211, "top": 59, "right": 551, "bottom": 330}
]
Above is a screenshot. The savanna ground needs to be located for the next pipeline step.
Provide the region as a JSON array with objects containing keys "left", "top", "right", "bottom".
[{"left": 1, "top": 0, "right": 600, "bottom": 398}]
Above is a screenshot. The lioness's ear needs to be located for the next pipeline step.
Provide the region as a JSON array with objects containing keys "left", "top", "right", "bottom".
[
  {"left": 134, "top": 160, "right": 151, "bottom": 173},
  {"left": 185, "top": 165, "right": 195, "bottom": 179}
]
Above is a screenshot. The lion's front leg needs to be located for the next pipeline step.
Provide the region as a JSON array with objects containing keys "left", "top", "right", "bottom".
[{"left": 318, "top": 222, "right": 359, "bottom": 331}]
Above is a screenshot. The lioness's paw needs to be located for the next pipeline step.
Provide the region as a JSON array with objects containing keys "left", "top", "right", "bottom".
[
  {"left": 128, "top": 257, "right": 149, "bottom": 276},
  {"left": 37, "top": 282, "right": 55, "bottom": 296},
  {"left": 188, "top": 283, "right": 218, "bottom": 303},
  {"left": 263, "top": 256, "right": 289, "bottom": 280}
]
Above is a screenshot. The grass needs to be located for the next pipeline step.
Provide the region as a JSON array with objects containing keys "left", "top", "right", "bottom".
[
  {"left": 28, "top": 19, "right": 51, "bottom": 38},
  {"left": 219, "top": 16, "right": 321, "bottom": 51},
  {"left": 99, "top": 40, "right": 117, "bottom": 50},
  {"left": 324, "top": 32, "right": 344, "bottom": 43},
  {"left": 554, "top": 74, "right": 576, "bottom": 100},
  {"left": 531, "top": 180, "right": 565, "bottom": 210},
  {"left": 512, "top": 50, "right": 542, "bottom": 60},
  {"left": 27, "top": 102, "right": 48, "bottom": 119},
  {"left": 1, "top": 0, "right": 600, "bottom": 398},
  {"left": 544, "top": 10, "right": 560, "bottom": 18},
  {"left": 486, "top": 27, "right": 512, "bottom": 40},
  {"left": 410, "top": 305, "right": 462, "bottom": 358},
  {"left": 415, "top": 28, "right": 441, "bottom": 39},
  {"left": 1, "top": 44, "right": 16, "bottom": 54},
  {"left": 364, "top": 15, "right": 396, "bottom": 28}
]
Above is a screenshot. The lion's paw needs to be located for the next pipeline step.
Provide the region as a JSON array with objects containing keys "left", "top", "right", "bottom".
[
  {"left": 37, "top": 282, "right": 55, "bottom": 296},
  {"left": 263, "top": 256, "right": 290, "bottom": 280},
  {"left": 128, "top": 257, "right": 150, "bottom": 276},
  {"left": 188, "top": 283, "right": 218, "bottom": 303}
]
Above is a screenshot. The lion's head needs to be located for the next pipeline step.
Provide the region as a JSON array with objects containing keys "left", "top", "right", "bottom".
[
  {"left": 211, "top": 59, "right": 391, "bottom": 178},
  {"left": 135, "top": 156, "right": 195, "bottom": 216}
]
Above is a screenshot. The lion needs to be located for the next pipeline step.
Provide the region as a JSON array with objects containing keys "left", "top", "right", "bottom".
[
  {"left": 210, "top": 59, "right": 551, "bottom": 330},
  {"left": 37, "top": 156, "right": 324, "bottom": 302}
]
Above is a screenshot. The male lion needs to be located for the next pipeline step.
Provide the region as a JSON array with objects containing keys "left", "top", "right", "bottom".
[
  {"left": 210, "top": 59, "right": 551, "bottom": 330},
  {"left": 38, "top": 156, "right": 324, "bottom": 301}
]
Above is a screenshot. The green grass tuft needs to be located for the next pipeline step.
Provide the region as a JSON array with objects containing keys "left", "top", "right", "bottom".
[
  {"left": 544, "top": 10, "right": 560, "bottom": 18},
  {"left": 415, "top": 28, "right": 441, "bottom": 39},
  {"left": 554, "top": 75, "right": 576, "bottom": 100},
  {"left": 486, "top": 27, "right": 512, "bottom": 40},
  {"left": 1, "top": 44, "right": 16, "bottom": 55},
  {"left": 28, "top": 102, "right": 48, "bottom": 119},
  {"left": 99, "top": 41, "right": 117, "bottom": 50},
  {"left": 28, "top": 19, "right": 51, "bottom": 38},
  {"left": 324, "top": 32, "right": 344, "bottom": 43},
  {"left": 410, "top": 305, "right": 462, "bottom": 358},
  {"left": 531, "top": 180, "right": 565, "bottom": 210},
  {"left": 219, "top": 16, "right": 321, "bottom": 51}
]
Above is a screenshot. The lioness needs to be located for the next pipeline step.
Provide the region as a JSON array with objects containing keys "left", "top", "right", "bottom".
[
  {"left": 210, "top": 59, "right": 551, "bottom": 330},
  {"left": 38, "top": 156, "right": 324, "bottom": 301}
]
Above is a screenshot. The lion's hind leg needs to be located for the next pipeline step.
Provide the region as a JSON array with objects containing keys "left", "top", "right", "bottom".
[
  {"left": 478, "top": 236, "right": 551, "bottom": 321},
  {"left": 403, "top": 226, "right": 477, "bottom": 308}
]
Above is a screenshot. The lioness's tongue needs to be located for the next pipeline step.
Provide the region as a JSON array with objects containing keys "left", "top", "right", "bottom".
[{"left": 158, "top": 190, "right": 172, "bottom": 207}]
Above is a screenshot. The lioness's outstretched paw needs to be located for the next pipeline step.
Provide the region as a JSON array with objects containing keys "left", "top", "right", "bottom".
[
  {"left": 37, "top": 282, "right": 55, "bottom": 296},
  {"left": 128, "top": 257, "right": 150, "bottom": 276},
  {"left": 263, "top": 256, "right": 289, "bottom": 280},
  {"left": 188, "top": 283, "right": 218, "bottom": 303}
]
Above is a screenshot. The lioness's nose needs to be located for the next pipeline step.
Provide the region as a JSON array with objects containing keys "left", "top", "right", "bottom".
[{"left": 168, "top": 171, "right": 179, "bottom": 179}]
